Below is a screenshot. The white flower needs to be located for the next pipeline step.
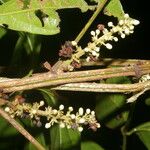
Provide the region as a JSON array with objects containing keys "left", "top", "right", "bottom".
[
  {"left": 113, "top": 37, "right": 118, "bottom": 42},
  {"left": 45, "top": 123, "right": 51, "bottom": 129},
  {"left": 68, "top": 107, "right": 73, "bottom": 111},
  {"left": 124, "top": 13, "right": 129, "bottom": 18},
  {"left": 90, "top": 31, "right": 95, "bottom": 36},
  {"left": 5, "top": 107, "right": 10, "bottom": 112},
  {"left": 71, "top": 114, "right": 76, "bottom": 119},
  {"left": 132, "top": 19, "right": 140, "bottom": 25},
  {"left": 84, "top": 48, "right": 90, "bottom": 52},
  {"left": 96, "top": 29, "right": 100, "bottom": 35},
  {"left": 78, "top": 126, "right": 83, "bottom": 132},
  {"left": 124, "top": 28, "right": 130, "bottom": 35},
  {"left": 92, "top": 51, "right": 97, "bottom": 56},
  {"left": 79, "top": 107, "right": 84, "bottom": 115},
  {"left": 121, "top": 33, "right": 125, "bottom": 38},
  {"left": 95, "top": 47, "right": 100, "bottom": 52},
  {"left": 40, "top": 101, "right": 44, "bottom": 106},
  {"left": 86, "top": 57, "right": 90, "bottom": 62},
  {"left": 86, "top": 108, "right": 91, "bottom": 114},
  {"left": 71, "top": 41, "right": 77, "bottom": 46},
  {"left": 108, "top": 22, "right": 113, "bottom": 27},
  {"left": 119, "top": 20, "right": 124, "bottom": 26},
  {"left": 60, "top": 122, "right": 65, "bottom": 128},
  {"left": 59, "top": 104, "right": 64, "bottom": 110},
  {"left": 79, "top": 118, "right": 85, "bottom": 124},
  {"left": 105, "top": 43, "right": 112, "bottom": 49}
]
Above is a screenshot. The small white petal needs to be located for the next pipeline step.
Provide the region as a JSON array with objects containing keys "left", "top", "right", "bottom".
[
  {"left": 90, "top": 31, "right": 95, "bottom": 36},
  {"left": 91, "top": 111, "right": 95, "bottom": 115},
  {"left": 59, "top": 123, "right": 65, "bottom": 128},
  {"left": 84, "top": 48, "right": 90, "bottom": 52},
  {"left": 40, "top": 101, "right": 44, "bottom": 106},
  {"left": 45, "top": 123, "right": 51, "bottom": 129},
  {"left": 86, "top": 57, "right": 90, "bottom": 62},
  {"left": 86, "top": 108, "right": 91, "bottom": 114},
  {"left": 124, "top": 13, "right": 129, "bottom": 18},
  {"left": 119, "top": 20, "right": 124, "bottom": 25},
  {"left": 79, "top": 118, "right": 85, "bottom": 124},
  {"left": 68, "top": 107, "right": 73, "bottom": 111},
  {"left": 92, "top": 51, "right": 97, "bottom": 56},
  {"left": 96, "top": 29, "right": 100, "bottom": 35},
  {"left": 95, "top": 47, "right": 100, "bottom": 52},
  {"left": 105, "top": 43, "right": 112, "bottom": 49},
  {"left": 79, "top": 107, "right": 84, "bottom": 115},
  {"left": 113, "top": 37, "right": 118, "bottom": 42},
  {"left": 124, "top": 28, "right": 130, "bottom": 35},
  {"left": 129, "top": 25, "right": 134, "bottom": 30},
  {"left": 132, "top": 19, "right": 140, "bottom": 25},
  {"left": 59, "top": 104, "right": 64, "bottom": 110},
  {"left": 121, "top": 33, "right": 125, "bottom": 38},
  {"left": 71, "top": 41, "right": 77, "bottom": 46},
  {"left": 78, "top": 126, "right": 83, "bottom": 132},
  {"left": 5, "top": 107, "right": 10, "bottom": 112},
  {"left": 108, "top": 22, "right": 113, "bottom": 27},
  {"left": 71, "top": 114, "right": 76, "bottom": 119},
  {"left": 32, "top": 109, "right": 37, "bottom": 114}
]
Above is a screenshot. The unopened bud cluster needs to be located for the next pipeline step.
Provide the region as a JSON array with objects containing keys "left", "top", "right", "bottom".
[
  {"left": 4, "top": 101, "right": 100, "bottom": 132},
  {"left": 68, "top": 14, "right": 140, "bottom": 69}
]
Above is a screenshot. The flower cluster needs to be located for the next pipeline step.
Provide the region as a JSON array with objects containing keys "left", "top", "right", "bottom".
[
  {"left": 82, "top": 13, "right": 140, "bottom": 62},
  {"left": 4, "top": 100, "right": 100, "bottom": 132},
  {"left": 63, "top": 14, "right": 140, "bottom": 71}
]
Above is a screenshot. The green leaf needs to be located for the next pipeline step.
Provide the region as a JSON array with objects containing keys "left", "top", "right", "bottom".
[
  {"left": 0, "top": 27, "right": 7, "bottom": 39},
  {"left": 96, "top": 77, "right": 130, "bottom": 128},
  {"left": 145, "top": 97, "right": 150, "bottom": 106},
  {"left": 50, "top": 125, "right": 80, "bottom": 150},
  {"left": 25, "top": 133, "right": 47, "bottom": 150},
  {"left": 103, "top": 0, "right": 125, "bottom": 19},
  {"left": 0, "top": 117, "right": 18, "bottom": 137},
  {"left": 128, "top": 122, "right": 150, "bottom": 149},
  {"left": 38, "top": 89, "right": 58, "bottom": 106},
  {"left": 81, "top": 141, "right": 104, "bottom": 150},
  {"left": 0, "top": 0, "right": 90, "bottom": 35}
]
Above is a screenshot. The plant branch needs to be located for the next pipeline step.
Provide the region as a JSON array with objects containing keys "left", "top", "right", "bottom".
[
  {"left": 52, "top": 81, "right": 150, "bottom": 93},
  {"left": 0, "top": 60, "right": 150, "bottom": 93},
  {"left": 75, "top": 0, "right": 109, "bottom": 43},
  {"left": 0, "top": 107, "right": 45, "bottom": 150}
]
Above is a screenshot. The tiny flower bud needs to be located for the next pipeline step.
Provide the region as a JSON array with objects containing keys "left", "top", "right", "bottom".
[
  {"left": 5, "top": 107, "right": 10, "bottom": 112},
  {"left": 84, "top": 48, "right": 90, "bottom": 52},
  {"left": 68, "top": 107, "right": 73, "bottom": 111},
  {"left": 53, "top": 109, "right": 58, "bottom": 114},
  {"left": 79, "top": 107, "right": 84, "bottom": 115},
  {"left": 40, "top": 101, "right": 44, "bottom": 106},
  {"left": 71, "top": 114, "right": 76, "bottom": 119},
  {"left": 105, "top": 43, "right": 112, "bottom": 49},
  {"left": 59, "top": 104, "right": 64, "bottom": 110},
  {"left": 119, "top": 20, "right": 124, "bottom": 26},
  {"left": 124, "top": 13, "right": 129, "bottom": 18},
  {"left": 121, "top": 33, "right": 125, "bottom": 38},
  {"left": 132, "top": 19, "right": 140, "bottom": 25},
  {"left": 91, "top": 111, "right": 95, "bottom": 115},
  {"left": 96, "top": 29, "right": 100, "bottom": 35},
  {"left": 71, "top": 41, "right": 77, "bottom": 46},
  {"left": 113, "top": 37, "right": 118, "bottom": 42},
  {"left": 86, "top": 108, "right": 91, "bottom": 114},
  {"left": 108, "top": 22, "right": 113, "bottom": 27},
  {"left": 90, "top": 31, "right": 95, "bottom": 36},
  {"left": 60, "top": 122, "right": 65, "bottom": 128},
  {"left": 78, "top": 126, "right": 83, "bottom": 132},
  {"left": 32, "top": 109, "right": 37, "bottom": 114},
  {"left": 95, "top": 47, "right": 100, "bottom": 52},
  {"left": 79, "top": 118, "right": 85, "bottom": 124},
  {"left": 92, "top": 51, "right": 97, "bottom": 56},
  {"left": 45, "top": 123, "right": 51, "bottom": 129},
  {"left": 124, "top": 28, "right": 130, "bottom": 35},
  {"left": 86, "top": 57, "right": 90, "bottom": 62}
]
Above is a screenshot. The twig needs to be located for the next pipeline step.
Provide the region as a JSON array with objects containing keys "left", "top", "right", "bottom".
[
  {"left": 75, "top": 0, "right": 109, "bottom": 43},
  {"left": 52, "top": 81, "right": 150, "bottom": 93},
  {"left": 0, "top": 61, "right": 150, "bottom": 93},
  {"left": 0, "top": 107, "right": 45, "bottom": 150}
]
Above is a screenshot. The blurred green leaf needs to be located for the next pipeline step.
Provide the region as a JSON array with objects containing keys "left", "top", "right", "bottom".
[
  {"left": 96, "top": 77, "right": 131, "bottom": 128},
  {"left": 50, "top": 125, "right": 80, "bottom": 150},
  {"left": 145, "top": 97, "right": 150, "bottom": 106},
  {"left": 25, "top": 133, "right": 47, "bottom": 150},
  {"left": 0, "top": 27, "right": 7, "bottom": 39},
  {"left": 38, "top": 89, "right": 58, "bottom": 106},
  {"left": 0, "top": 0, "right": 90, "bottom": 35},
  {"left": 0, "top": 117, "right": 18, "bottom": 137},
  {"left": 103, "top": 0, "right": 125, "bottom": 19},
  {"left": 81, "top": 141, "right": 104, "bottom": 150},
  {"left": 128, "top": 122, "right": 150, "bottom": 149}
]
